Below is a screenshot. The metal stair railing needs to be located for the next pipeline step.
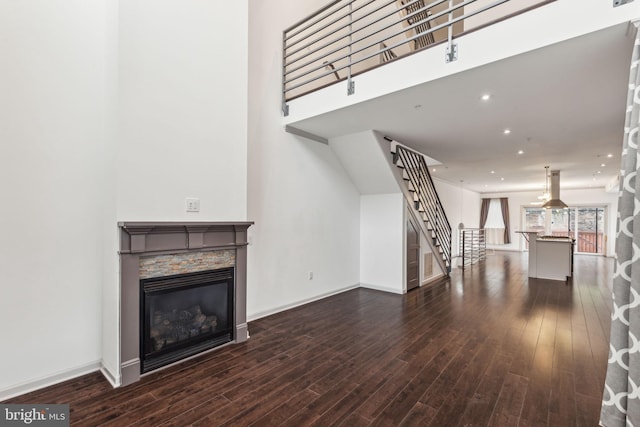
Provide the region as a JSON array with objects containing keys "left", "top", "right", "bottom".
[
  {"left": 460, "top": 228, "right": 486, "bottom": 268},
  {"left": 393, "top": 145, "right": 452, "bottom": 271}
]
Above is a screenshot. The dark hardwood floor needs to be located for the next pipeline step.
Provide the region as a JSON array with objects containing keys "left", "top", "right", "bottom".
[{"left": 4, "top": 252, "right": 614, "bottom": 426}]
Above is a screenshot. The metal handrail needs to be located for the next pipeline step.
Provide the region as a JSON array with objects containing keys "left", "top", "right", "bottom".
[
  {"left": 395, "top": 145, "right": 452, "bottom": 270},
  {"left": 282, "top": 0, "right": 555, "bottom": 105}
]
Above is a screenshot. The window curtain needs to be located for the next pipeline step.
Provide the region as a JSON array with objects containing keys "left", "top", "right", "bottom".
[
  {"left": 479, "top": 198, "right": 490, "bottom": 229},
  {"left": 500, "top": 198, "right": 511, "bottom": 244},
  {"left": 600, "top": 25, "right": 640, "bottom": 427},
  {"left": 480, "top": 198, "right": 510, "bottom": 245},
  {"left": 484, "top": 199, "right": 505, "bottom": 245}
]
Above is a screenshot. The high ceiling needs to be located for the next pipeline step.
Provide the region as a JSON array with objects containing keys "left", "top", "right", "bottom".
[{"left": 287, "top": 22, "right": 636, "bottom": 194}]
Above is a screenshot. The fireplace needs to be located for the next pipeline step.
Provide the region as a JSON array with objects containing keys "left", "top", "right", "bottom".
[
  {"left": 140, "top": 268, "right": 234, "bottom": 373},
  {"left": 118, "top": 222, "right": 252, "bottom": 386}
]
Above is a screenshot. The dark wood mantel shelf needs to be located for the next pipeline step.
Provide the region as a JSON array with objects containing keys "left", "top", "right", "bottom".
[{"left": 119, "top": 221, "right": 253, "bottom": 254}]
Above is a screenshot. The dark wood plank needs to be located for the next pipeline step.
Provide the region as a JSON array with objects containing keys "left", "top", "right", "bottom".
[
  {"left": 367, "top": 331, "right": 467, "bottom": 426},
  {"left": 456, "top": 353, "right": 512, "bottom": 427},
  {"left": 576, "top": 392, "right": 602, "bottom": 427},
  {"left": 248, "top": 388, "right": 319, "bottom": 427},
  {"left": 487, "top": 373, "right": 529, "bottom": 427},
  {"left": 399, "top": 402, "right": 438, "bottom": 427},
  {"left": 425, "top": 338, "right": 500, "bottom": 426},
  {"left": 548, "top": 370, "right": 577, "bottom": 427}
]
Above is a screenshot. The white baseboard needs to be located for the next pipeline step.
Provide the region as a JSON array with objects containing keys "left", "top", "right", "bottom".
[
  {"left": 359, "top": 282, "right": 405, "bottom": 294},
  {"left": 247, "top": 284, "right": 359, "bottom": 321},
  {"left": 0, "top": 361, "right": 101, "bottom": 402},
  {"left": 100, "top": 363, "right": 120, "bottom": 388},
  {"left": 421, "top": 273, "right": 446, "bottom": 287}
]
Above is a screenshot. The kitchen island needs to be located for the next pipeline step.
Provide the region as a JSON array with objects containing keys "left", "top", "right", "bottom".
[{"left": 522, "top": 232, "right": 573, "bottom": 282}]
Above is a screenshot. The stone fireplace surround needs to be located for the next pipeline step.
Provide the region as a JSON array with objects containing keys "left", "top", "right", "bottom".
[{"left": 119, "top": 221, "right": 252, "bottom": 386}]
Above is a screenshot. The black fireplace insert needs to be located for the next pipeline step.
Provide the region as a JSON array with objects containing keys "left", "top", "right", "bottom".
[{"left": 140, "top": 268, "right": 234, "bottom": 373}]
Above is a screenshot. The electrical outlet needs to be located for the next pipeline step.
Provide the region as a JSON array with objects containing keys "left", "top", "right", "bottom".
[{"left": 186, "top": 198, "right": 200, "bottom": 212}]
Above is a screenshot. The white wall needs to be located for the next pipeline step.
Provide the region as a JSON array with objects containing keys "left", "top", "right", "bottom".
[
  {"left": 0, "top": 0, "right": 110, "bottom": 396},
  {"left": 116, "top": 0, "right": 248, "bottom": 221},
  {"left": 101, "top": 0, "right": 120, "bottom": 385},
  {"left": 247, "top": 0, "right": 361, "bottom": 320},
  {"left": 433, "top": 179, "right": 482, "bottom": 265},
  {"left": 360, "top": 194, "right": 405, "bottom": 294},
  {"left": 483, "top": 188, "right": 618, "bottom": 255},
  {"left": 329, "top": 131, "right": 400, "bottom": 195}
]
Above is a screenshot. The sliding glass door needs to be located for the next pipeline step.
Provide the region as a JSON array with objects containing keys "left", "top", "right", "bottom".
[
  {"left": 573, "top": 207, "right": 605, "bottom": 254},
  {"left": 522, "top": 206, "right": 606, "bottom": 254}
]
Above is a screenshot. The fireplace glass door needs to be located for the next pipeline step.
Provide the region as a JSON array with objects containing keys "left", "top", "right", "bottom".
[{"left": 140, "top": 268, "right": 234, "bottom": 373}]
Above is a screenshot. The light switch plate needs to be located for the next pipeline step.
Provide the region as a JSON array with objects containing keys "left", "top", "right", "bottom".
[{"left": 186, "top": 198, "right": 200, "bottom": 212}]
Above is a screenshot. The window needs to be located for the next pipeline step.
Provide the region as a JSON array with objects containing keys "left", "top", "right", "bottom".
[
  {"left": 485, "top": 199, "right": 506, "bottom": 244},
  {"left": 522, "top": 206, "right": 606, "bottom": 254},
  {"left": 480, "top": 198, "right": 511, "bottom": 245}
]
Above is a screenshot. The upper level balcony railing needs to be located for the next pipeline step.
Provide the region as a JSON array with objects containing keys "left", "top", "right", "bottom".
[{"left": 282, "top": 0, "right": 555, "bottom": 114}]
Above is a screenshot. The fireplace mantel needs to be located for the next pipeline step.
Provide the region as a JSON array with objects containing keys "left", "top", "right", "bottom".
[
  {"left": 118, "top": 221, "right": 252, "bottom": 386},
  {"left": 119, "top": 221, "right": 253, "bottom": 254}
]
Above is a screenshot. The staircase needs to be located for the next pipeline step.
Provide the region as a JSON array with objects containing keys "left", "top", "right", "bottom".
[{"left": 391, "top": 143, "right": 452, "bottom": 274}]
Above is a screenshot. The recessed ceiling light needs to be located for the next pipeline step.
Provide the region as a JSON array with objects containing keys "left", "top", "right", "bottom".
[
  {"left": 481, "top": 94, "right": 491, "bottom": 101},
  {"left": 597, "top": 170, "right": 602, "bottom": 174},
  {"left": 490, "top": 170, "right": 495, "bottom": 174},
  {"left": 593, "top": 177, "right": 597, "bottom": 181},
  {"left": 432, "top": 168, "right": 436, "bottom": 172},
  {"left": 600, "top": 163, "right": 606, "bottom": 167},
  {"left": 518, "top": 150, "right": 524, "bottom": 155},
  {"left": 503, "top": 129, "right": 511, "bottom": 135},
  {"left": 500, "top": 177, "right": 505, "bottom": 181},
  {"left": 607, "top": 153, "right": 613, "bottom": 158}
]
